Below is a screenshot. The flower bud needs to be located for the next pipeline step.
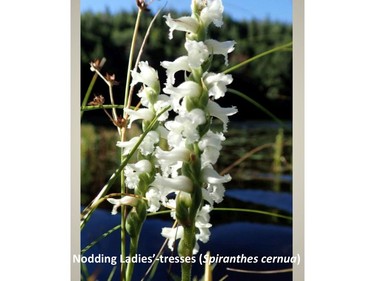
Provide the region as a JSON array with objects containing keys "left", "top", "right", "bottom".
[
  {"left": 176, "top": 191, "right": 192, "bottom": 227},
  {"left": 126, "top": 209, "right": 141, "bottom": 238}
]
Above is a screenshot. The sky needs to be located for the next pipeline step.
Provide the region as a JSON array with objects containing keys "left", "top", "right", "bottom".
[{"left": 80, "top": 0, "right": 292, "bottom": 23}]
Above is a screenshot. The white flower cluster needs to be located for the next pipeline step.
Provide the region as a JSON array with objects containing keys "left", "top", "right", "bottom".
[{"left": 108, "top": 0, "right": 236, "bottom": 254}]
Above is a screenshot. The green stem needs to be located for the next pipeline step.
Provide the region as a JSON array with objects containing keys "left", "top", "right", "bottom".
[
  {"left": 213, "top": 208, "right": 292, "bottom": 221},
  {"left": 81, "top": 104, "right": 125, "bottom": 112},
  {"left": 121, "top": 203, "right": 127, "bottom": 281},
  {"left": 223, "top": 41, "right": 292, "bottom": 74},
  {"left": 147, "top": 208, "right": 292, "bottom": 220},
  {"left": 81, "top": 224, "right": 121, "bottom": 255},
  {"left": 124, "top": 9, "right": 143, "bottom": 111},
  {"left": 125, "top": 233, "right": 141, "bottom": 281},
  {"left": 179, "top": 143, "right": 202, "bottom": 281},
  {"left": 179, "top": 225, "right": 195, "bottom": 281},
  {"left": 81, "top": 74, "right": 98, "bottom": 119},
  {"left": 107, "top": 266, "right": 117, "bottom": 281},
  {"left": 120, "top": 12, "right": 143, "bottom": 279}
]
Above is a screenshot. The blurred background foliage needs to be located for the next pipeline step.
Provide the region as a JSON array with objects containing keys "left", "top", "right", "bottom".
[{"left": 80, "top": 10, "right": 292, "bottom": 208}]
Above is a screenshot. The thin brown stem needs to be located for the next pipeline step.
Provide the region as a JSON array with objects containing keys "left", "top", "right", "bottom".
[{"left": 220, "top": 143, "right": 274, "bottom": 175}]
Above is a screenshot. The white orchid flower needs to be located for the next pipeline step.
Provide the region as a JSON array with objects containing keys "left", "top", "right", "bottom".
[
  {"left": 198, "top": 130, "right": 225, "bottom": 166},
  {"left": 163, "top": 81, "right": 202, "bottom": 111},
  {"left": 165, "top": 108, "right": 206, "bottom": 146},
  {"left": 131, "top": 61, "right": 159, "bottom": 90},
  {"left": 203, "top": 72, "right": 233, "bottom": 99},
  {"left": 107, "top": 196, "right": 139, "bottom": 215},
  {"left": 124, "top": 160, "right": 152, "bottom": 190},
  {"left": 124, "top": 108, "right": 154, "bottom": 128},
  {"left": 151, "top": 174, "right": 194, "bottom": 195},
  {"left": 200, "top": 0, "right": 224, "bottom": 28},
  {"left": 195, "top": 204, "right": 212, "bottom": 243},
  {"left": 161, "top": 56, "right": 191, "bottom": 85},
  {"left": 205, "top": 39, "right": 236, "bottom": 65},
  {"left": 164, "top": 14, "right": 199, "bottom": 40},
  {"left": 145, "top": 187, "right": 161, "bottom": 213},
  {"left": 117, "top": 130, "right": 159, "bottom": 156},
  {"left": 185, "top": 40, "right": 210, "bottom": 68},
  {"left": 207, "top": 100, "right": 237, "bottom": 132}
]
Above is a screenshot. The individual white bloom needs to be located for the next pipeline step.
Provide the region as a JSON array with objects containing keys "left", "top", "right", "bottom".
[
  {"left": 207, "top": 100, "right": 237, "bottom": 132},
  {"left": 195, "top": 204, "right": 212, "bottom": 243},
  {"left": 201, "top": 166, "right": 228, "bottom": 204},
  {"left": 155, "top": 146, "right": 190, "bottom": 163},
  {"left": 185, "top": 204, "right": 213, "bottom": 255},
  {"left": 165, "top": 109, "right": 206, "bottom": 146},
  {"left": 162, "top": 161, "right": 183, "bottom": 178},
  {"left": 124, "top": 159, "right": 152, "bottom": 190},
  {"left": 201, "top": 146, "right": 220, "bottom": 167},
  {"left": 203, "top": 72, "right": 233, "bottom": 99},
  {"left": 198, "top": 130, "right": 224, "bottom": 152},
  {"left": 124, "top": 108, "right": 154, "bottom": 128},
  {"left": 161, "top": 56, "right": 191, "bottom": 85},
  {"left": 161, "top": 207, "right": 208, "bottom": 254},
  {"left": 124, "top": 169, "right": 138, "bottom": 190},
  {"left": 202, "top": 188, "right": 214, "bottom": 205},
  {"left": 177, "top": 108, "right": 207, "bottom": 130},
  {"left": 154, "top": 95, "right": 171, "bottom": 122},
  {"left": 205, "top": 39, "right": 235, "bottom": 65},
  {"left": 198, "top": 130, "right": 225, "bottom": 166},
  {"left": 196, "top": 204, "right": 212, "bottom": 224},
  {"left": 149, "top": 174, "right": 192, "bottom": 207},
  {"left": 200, "top": 0, "right": 224, "bottom": 28},
  {"left": 164, "top": 80, "right": 202, "bottom": 100},
  {"left": 164, "top": 122, "right": 184, "bottom": 148},
  {"left": 161, "top": 226, "right": 184, "bottom": 251},
  {"left": 117, "top": 137, "right": 140, "bottom": 155},
  {"left": 155, "top": 146, "right": 190, "bottom": 176},
  {"left": 147, "top": 186, "right": 178, "bottom": 213},
  {"left": 137, "top": 87, "right": 155, "bottom": 107},
  {"left": 203, "top": 165, "right": 231, "bottom": 184},
  {"left": 202, "top": 180, "right": 225, "bottom": 206},
  {"left": 151, "top": 174, "right": 193, "bottom": 195},
  {"left": 138, "top": 130, "right": 160, "bottom": 155},
  {"left": 130, "top": 159, "right": 153, "bottom": 173},
  {"left": 201, "top": 175, "right": 226, "bottom": 205},
  {"left": 207, "top": 182, "right": 225, "bottom": 203},
  {"left": 165, "top": 199, "right": 177, "bottom": 219},
  {"left": 131, "top": 61, "right": 159, "bottom": 90},
  {"left": 185, "top": 40, "right": 210, "bottom": 68},
  {"left": 107, "top": 196, "right": 138, "bottom": 215},
  {"left": 164, "top": 81, "right": 202, "bottom": 112},
  {"left": 117, "top": 130, "right": 159, "bottom": 156},
  {"left": 164, "top": 14, "right": 199, "bottom": 40},
  {"left": 145, "top": 187, "right": 161, "bottom": 212}
]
